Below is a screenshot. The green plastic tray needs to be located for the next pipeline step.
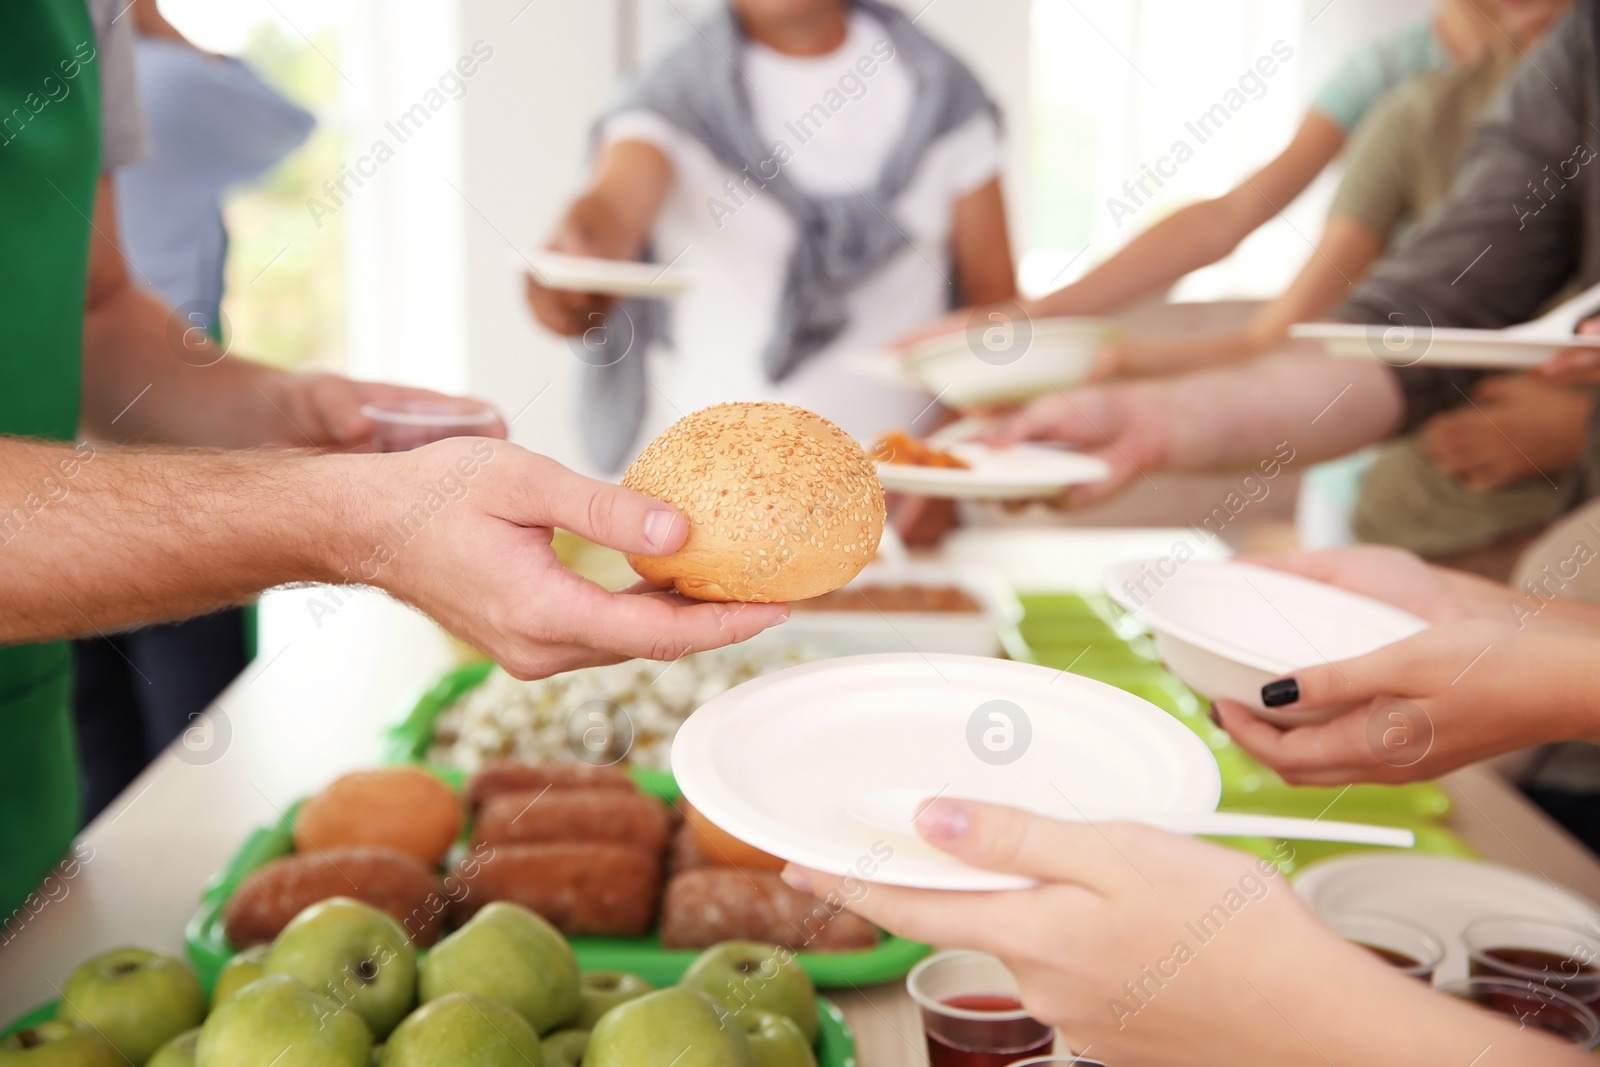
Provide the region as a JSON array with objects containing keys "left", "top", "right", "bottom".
[
  {"left": 4, "top": 996, "right": 857, "bottom": 1067},
  {"left": 184, "top": 774, "right": 929, "bottom": 994}
]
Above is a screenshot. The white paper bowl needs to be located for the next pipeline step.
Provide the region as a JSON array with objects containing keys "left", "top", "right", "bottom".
[
  {"left": 1148, "top": 630, "right": 1293, "bottom": 722},
  {"left": 902, "top": 318, "right": 1117, "bottom": 409},
  {"left": 1104, "top": 560, "right": 1429, "bottom": 727}
]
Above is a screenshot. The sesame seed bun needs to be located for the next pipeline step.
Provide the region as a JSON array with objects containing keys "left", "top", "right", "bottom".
[{"left": 621, "top": 402, "right": 886, "bottom": 602}]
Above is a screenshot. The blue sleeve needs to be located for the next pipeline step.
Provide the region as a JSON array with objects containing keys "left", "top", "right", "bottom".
[
  {"left": 134, "top": 40, "right": 316, "bottom": 188},
  {"left": 1311, "top": 20, "right": 1448, "bottom": 131}
]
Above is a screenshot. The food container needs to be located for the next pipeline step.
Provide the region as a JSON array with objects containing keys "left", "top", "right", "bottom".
[{"left": 749, "top": 561, "right": 1026, "bottom": 659}]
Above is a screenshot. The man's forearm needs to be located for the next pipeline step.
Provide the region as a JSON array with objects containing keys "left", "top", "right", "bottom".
[
  {"left": 80, "top": 284, "right": 299, "bottom": 447},
  {"left": 0, "top": 437, "right": 355, "bottom": 642},
  {"left": 1146, "top": 350, "right": 1404, "bottom": 471}
]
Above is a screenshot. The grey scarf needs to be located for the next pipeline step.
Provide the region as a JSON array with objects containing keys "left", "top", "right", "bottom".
[{"left": 579, "top": 0, "right": 999, "bottom": 471}]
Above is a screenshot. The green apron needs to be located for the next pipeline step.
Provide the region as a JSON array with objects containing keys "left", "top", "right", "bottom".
[{"left": 0, "top": 0, "right": 100, "bottom": 918}]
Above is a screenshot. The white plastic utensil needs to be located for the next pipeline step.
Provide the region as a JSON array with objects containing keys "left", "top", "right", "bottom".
[{"left": 847, "top": 788, "right": 1415, "bottom": 848}]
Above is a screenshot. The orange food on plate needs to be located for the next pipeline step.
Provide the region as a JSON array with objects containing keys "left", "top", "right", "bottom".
[
  {"left": 870, "top": 429, "right": 970, "bottom": 470},
  {"left": 293, "top": 766, "right": 461, "bottom": 867}
]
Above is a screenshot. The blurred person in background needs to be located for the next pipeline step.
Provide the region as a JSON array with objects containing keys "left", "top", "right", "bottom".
[
  {"left": 70, "top": 0, "right": 317, "bottom": 822},
  {"left": 977, "top": 0, "right": 1600, "bottom": 844},
  {"left": 899, "top": 0, "right": 1493, "bottom": 348},
  {"left": 2, "top": 0, "right": 786, "bottom": 922},
  {"left": 1105, "top": 0, "right": 1581, "bottom": 577},
  {"left": 523, "top": 0, "right": 1016, "bottom": 475},
  {"left": 1081, "top": 0, "right": 1569, "bottom": 380},
  {"left": 972, "top": 0, "right": 1600, "bottom": 528}
]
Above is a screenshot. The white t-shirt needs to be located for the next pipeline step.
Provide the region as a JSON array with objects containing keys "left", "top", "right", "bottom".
[{"left": 601, "top": 11, "right": 1001, "bottom": 455}]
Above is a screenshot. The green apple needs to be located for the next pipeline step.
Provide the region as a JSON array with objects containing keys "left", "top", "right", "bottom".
[
  {"left": 194, "top": 974, "right": 371, "bottom": 1067},
  {"left": 379, "top": 994, "right": 542, "bottom": 1067},
  {"left": 266, "top": 898, "right": 416, "bottom": 1041},
  {"left": 539, "top": 1030, "right": 588, "bottom": 1067},
  {"left": 419, "top": 903, "right": 578, "bottom": 1034},
  {"left": 0, "top": 1020, "right": 122, "bottom": 1067},
  {"left": 571, "top": 972, "right": 652, "bottom": 1030},
  {"left": 211, "top": 947, "right": 270, "bottom": 1007},
  {"left": 146, "top": 1028, "right": 199, "bottom": 1067},
  {"left": 57, "top": 946, "right": 206, "bottom": 1064},
  {"left": 584, "top": 988, "right": 749, "bottom": 1067},
  {"left": 682, "top": 942, "right": 817, "bottom": 1042},
  {"left": 736, "top": 1012, "right": 814, "bottom": 1067}
]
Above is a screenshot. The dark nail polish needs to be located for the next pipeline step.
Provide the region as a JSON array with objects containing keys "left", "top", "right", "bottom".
[
  {"left": 1261, "top": 678, "right": 1300, "bottom": 707},
  {"left": 1207, "top": 703, "right": 1221, "bottom": 727}
]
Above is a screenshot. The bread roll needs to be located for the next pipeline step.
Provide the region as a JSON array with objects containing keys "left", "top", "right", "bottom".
[
  {"left": 449, "top": 842, "right": 661, "bottom": 937},
  {"left": 473, "top": 788, "right": 672, "bottom": 854},
  {"left": 658, "top": 868, "right": 879, "bottom": 951},
  {"left": 294, "top": 767, "right": 461, "bottom": 867},
  {"left": 621, "top": 402, "right": 885, "bottom": 602},
  {"left": 225, "top": 847, "right": 444, "bottom": 948}
]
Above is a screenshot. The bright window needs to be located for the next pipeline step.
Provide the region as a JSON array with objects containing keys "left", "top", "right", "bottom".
[{"left": 1025, "top": 0, "right": 1312, "bottom": 301}]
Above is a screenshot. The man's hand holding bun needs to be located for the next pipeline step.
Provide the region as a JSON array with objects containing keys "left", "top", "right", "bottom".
[{"left": 351, "top": 438, "right": 790, "bottom": 680}]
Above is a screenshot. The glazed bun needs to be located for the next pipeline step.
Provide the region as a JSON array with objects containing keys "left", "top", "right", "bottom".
[{"left": 621, "top": 402, "right": 885, "bottom": 602}]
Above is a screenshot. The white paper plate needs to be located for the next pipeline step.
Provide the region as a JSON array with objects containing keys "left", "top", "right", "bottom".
[
  {"left": 1291, "top": 322, "right": 1600, "bottom": 370},
  {"left": 1103, "top": 560, "right": 1428, "bottom": 724},
  {"left": 875, "top": 442, "right": 1110, "bottom": 500},
  {"left": 1294, "top": 854, "right": 1600, "bottom": 983},
  {"left": 518, "top": 251, "right": 690, "bottom": 297},
  {"left": 671, "top": 653, "right": 1222, "bottom": 891}
]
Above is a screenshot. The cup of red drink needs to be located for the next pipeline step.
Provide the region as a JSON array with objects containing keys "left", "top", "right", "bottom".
[
  {"left": 906, "top": 950, "right": 1056, "bottom": 1067},
  {"left": 1325, "top": 911, "right": 1444, "bottom": 982},
  {"left": 360, "top": 397, "right": 501, "bottom": 453},
  {"left": 1438, "top": 977, "right": 1600, "bottom": 1049},
  {"left": 1464, "top": 916, "right": 1600, "bottom": 1011}
]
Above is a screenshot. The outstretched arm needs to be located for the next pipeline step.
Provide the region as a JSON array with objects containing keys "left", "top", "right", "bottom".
[
  {"left": 523, "top": 139, "right": 674, "bottom": 337},
  {"left": 1218, "top": 622, "right": 1600, "bottom": 785},
  {"left": 1102, "top": 214, "right": 1385, "bottom": 378},
  {"left": 983, "top": 351, "right": 1404, "bottom": 505},
  {"left": 0, "top": 437, "right": 786, "bottom": 678},
  {"left": 81, "top": 176, "right": 498, "bottom": 450},
  {"left": 949, "top": 176, "right": 1016, "bottom": 306},
  {"left": 1033, "top": 111, "right": 1345, "bottom": 317}
]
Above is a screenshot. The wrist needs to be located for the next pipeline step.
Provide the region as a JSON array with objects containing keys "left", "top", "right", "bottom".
[{"left": 301, "top": 453, "right": 387, "bottom": 586}]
